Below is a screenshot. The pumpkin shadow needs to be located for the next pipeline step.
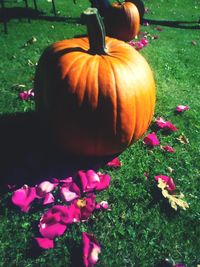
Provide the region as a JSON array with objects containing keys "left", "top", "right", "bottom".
[
  {"left": 143, "top": 18, "right": 200, "bottom": 30},
  {"left": 0, "top": 111, "right": 114, "bottom": 193}
]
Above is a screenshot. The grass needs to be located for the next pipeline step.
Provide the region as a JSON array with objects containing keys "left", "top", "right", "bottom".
[{"left": 0, "top": 0, "right": 200, "bottom": 266}]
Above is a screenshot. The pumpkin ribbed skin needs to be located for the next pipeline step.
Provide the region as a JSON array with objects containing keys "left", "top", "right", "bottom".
[
  {"left": 35, "top": 36, "right": 155, "bottom": 156},
  {"left": 105, "top": 2, "right": 140, "bottom": 41}
]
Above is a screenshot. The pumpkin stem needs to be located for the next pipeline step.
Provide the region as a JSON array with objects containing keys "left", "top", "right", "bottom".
[
  {"left": 89, "top": 0, "right": 111, "bottom": 17},
  {"left": 82, "top": 8, "right": 107, "bottom": 55}
]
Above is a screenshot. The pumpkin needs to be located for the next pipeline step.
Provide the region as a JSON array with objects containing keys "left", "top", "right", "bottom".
[
  {"left": 90, "top": 0, "right": 140, "bottom": 41},
  {"left": 34, "top": 8, "right": 156, "bottom": 157},
  {"left": 125, "top": 0, "right": 145, "bottom": 22}
]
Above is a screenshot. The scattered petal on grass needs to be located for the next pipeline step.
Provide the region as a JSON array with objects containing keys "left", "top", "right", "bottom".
[
  {"left": 19, "top": 89, "right": 34, "bottom": 100},
  {"left": 156, "top": 179, "right": 189, "bottom": 211},
  {"left": 166, "top": 167, "right": 174, "bottom": 174},
  {"left": 140, "top": 37, "right": 149, "bottom": 46},
  {"left": 155, "top": 175, "right": 176, "bottom": 191},
  {"left": 176, "top": 134, "right": 189, "bottom": 144},
  {"left": 76, "top": 193, "right": 96, "bottom": 221},
  {"left": 152, "top": 35, "right": 159, "bottom": 40},
  {"left": 143, "top": 132, "right": 160, "bottom": 147},
  {"left": 191, "top": 40, "right": 197, "bottom": 45},
  {"left": 39, "top": 206, "right": 68, "bottom": 239},
  {"left": 143, "top": 22, "right": 149, "bottom": 26},
  {"left": 106, "top": 157, "right": 121, "bottom": 168},
  {"left": 79, "top": 170, "right": 110, "bottom": 193},
  {"left": 155, "top": 117, "right": 178, "bottom": 132},
  {"left": 36, "top": 181, "right": 57, "bottom": 198},
  {"left": 12, "top": 185, "right": 36, "bottom": 212},
  {"left": 35, "top": 237, "right": 54, "bottom": 249},
  {"left": 175, "top": 105, "right": 189, "bottom": 113},
  {"left": 95, "top": 201, "right": 109, "bottom": 210},
  {"left": 155, "top": 26, "right": 163, "bottom": 31},
  {"left": 43, "top": 193, "right": 55, "bottom": 205},
  {"left": 60, "top": 181, "right": 81, "bottom": 202},
  {"left": 82, "top": 232, "right": 101, "bottom": 267},
  {"left": 161, "top": 145, "right": 175, "bottom": 153}
]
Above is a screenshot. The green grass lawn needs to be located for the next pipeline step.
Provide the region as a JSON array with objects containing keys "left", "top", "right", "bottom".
[{"left": 0, "top": 0, "right": 200, "bottom": 266}]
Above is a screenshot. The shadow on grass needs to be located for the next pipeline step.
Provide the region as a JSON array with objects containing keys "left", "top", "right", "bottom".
[
  {"left": 143, "top": 18, "right": 200, "bottom": 29},
  {"left": 147, "top": 183, "right": 178, "bottom": 219},
  {"left": 0, "top": 111, "right": 114, "bottom": 192},
  {"left": 0, "top": 7, "right": 81, "bottom": 23}
]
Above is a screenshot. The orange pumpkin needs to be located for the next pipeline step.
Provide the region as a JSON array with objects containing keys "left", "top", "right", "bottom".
[
  {"left": 90, "top": 0, "right": 140, "bottom": 41},
  {"left": 105, "top": 1, "right": 140, "bottom": 41},
  {"left": 34, "top": 8, "right": 156, "bottom": 157},
  {"left": 125, "top": 0, "right": 145, "bottom": 22}
]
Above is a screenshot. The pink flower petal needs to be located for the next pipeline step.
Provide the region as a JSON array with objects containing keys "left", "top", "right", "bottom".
[
  {"left": 39, "top": 222, "right": 67, "bottom": 239},
  {"left": 35, "top": 237, "right": 54, "bottom": 249},
  {"left": 143, "top": 132, "right": 160, "bottom": 147},
  {"left": 135, "top": 41, "right": 144, "bottom": 50},
  {"left": 128, "top": 40, "right": 136, "bottom": 47},
  {"left": 95, "top": 201, "right": 109, "bottom": 210},
  {"left": 165, "top": 121, "right": 178, "bottom": 132},
  {"left": 59, "top": 177, "right": 73, "bottom": 183},
  {"left": 155, "top": 175, "right": 176, "bottom": 191},
  {"left": 143, "top": 22, "right": 149, "bottom": 26},
  {"left": 36, "top": 181, "right": 57, "bottom": 198},
  {"left": 175, "top": 105, "right": 189, "bottom": 113},
  {"left": 39, "top": 206, "right": 70, "bottom": 239},
  {"left": 155, "top": 26, "right": 163, "bottom": 31},
  {"left": 43, "top": 193, "right": 55, "bottom": 205},
  {"left": 79, "top": 170, "right": 110, "bottom": 193},
  {"left": 19, "top": 91, "right": 29, "bottom": 100},
  {"left": 140, "top": 37, "right": 149, "bottom": 46},
  {"left": 106, "top": 157, "right": 121, "bottom": 168},
  {"left": 161, "top": 145, "right": 175, "bottom": 153},
  {"left": 152, "top": 35, "right": 159, "bottom": 40},
  {"left": 156, "top": 117, "right": 178, "bottom": 132},
  {"left": 82, "top": 232, "right": 101, "bottom": 267},
  {"left": 60, "top": 182, "right": 81, "bottom": 202},
  {"left": 155, "top": 117, "right": 168, "bottom": 128},
  {"left": 76, "top": 194, "right": 96, "bottom": 221},
  {"left": 11, "top": 185, "right": 36, "bottom": 212}
]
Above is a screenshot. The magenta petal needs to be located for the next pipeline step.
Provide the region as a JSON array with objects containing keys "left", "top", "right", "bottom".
[
  {"left": 140, "top": 37, "right": 148, "bottom": 46},
  {"left": 43, "top": 193, "right": 55, "bottom": 205},
  {"left": 79, "top": 170, "right": 110, "bottom": 193},
  {"left": 155, "top": 175, "right": 176, "bottom": 191},
  {"left": 36, "top": 181, "right": 57, "bottom": 198},
  {"left": 19, "top": 91, "right": 29, "bottom": 100},
  {"left": 80, "top": 194, "right": 96, "bottom": 221},
  {"left": 176, "top": 105, "right": 189, "bottom": 112},
  {"left": 60, "top": 181, "right": 81, "bottom": 202},
  {"left": 136, "top": 41, "right": 144, "bottom": 50},
  {"left": 95, "top": 201, "right": 109, "bottom": 210},
  {"left": 82, "top": 232, "right": 101, "bottom": 267},
  {"left": 156, "top": 117, "right": 168, "bottom": 129},
  {"left": 11, "top": 185, "right": 36, "bottom": 212},
  {"left": 165, "top": 121, "right": 178, "bottom": 132},
  {"left": 95, "top": 173, "right": 110, "bottom": 191},
  {"left": 161, "top": 145, "right": 175, "bottom": 153},
  {"left": 143, "top": 132, "right": 160, "bottom": 146},
  {"left": 35, "top": 237, "right": 54, "bottom": 249},
  {"left": 59, "top": 177, "right": 73, "bottom": 183},
  {"left": 39, "top": 222, "right": 67, "bottom": 239},
  {"left": 106, "top": 157, "right": 121, "bottom": 168},
  {"left": 156, "top": 117, "right": 178, "bottom": 131}
]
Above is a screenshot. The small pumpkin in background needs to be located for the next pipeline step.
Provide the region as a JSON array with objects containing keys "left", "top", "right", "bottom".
[
  {"left": 34, "top": 8, "right": 156, "bottom": 157},
  {"left": 89, "top": 0, "right": 140, "bottom": 41},
  {"left": 125, "top": 0, "right": 145, "bottom": 22}
]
